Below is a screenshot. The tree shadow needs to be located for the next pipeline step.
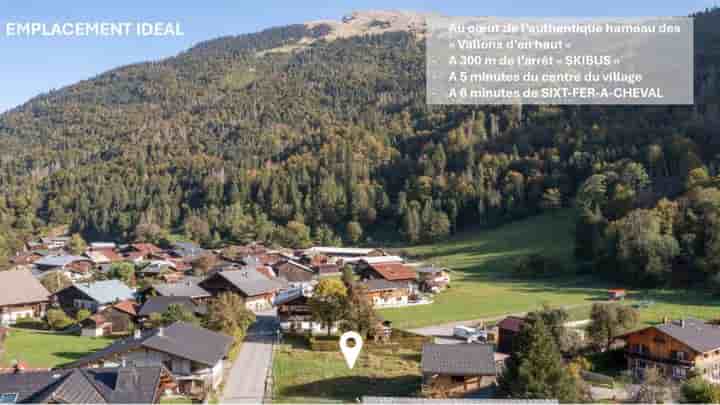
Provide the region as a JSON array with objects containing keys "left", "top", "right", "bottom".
[{"left": 276, "top": 375, "right": 422, "bottom": 402}]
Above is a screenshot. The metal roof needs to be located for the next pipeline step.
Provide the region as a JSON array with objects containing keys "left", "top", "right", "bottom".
[
  {"left": 33, "top": 255, "right": 89, "bottom": 268},
  {"left": 71, "top": 280, "right": 135, "bottom": 304}
]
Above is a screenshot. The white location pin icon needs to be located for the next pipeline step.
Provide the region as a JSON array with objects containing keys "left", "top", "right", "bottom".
[{"left": 339, "top": 331, "right": 363, "bottom": 369}]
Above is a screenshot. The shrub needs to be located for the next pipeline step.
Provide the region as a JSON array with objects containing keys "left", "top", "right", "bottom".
[
  {"left": 76, "top": 309, "right": 91, "bottom": 323},
  {"left": 46, "top": 309, "right": 74, "bottom": 330}
]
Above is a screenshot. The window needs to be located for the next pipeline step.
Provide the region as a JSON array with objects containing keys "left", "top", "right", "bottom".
[
  {"left": 0, "top": 393, "right": 18, "bottom": 403},
  {"left": 672, "top": 351, "right": 687, "bottom": 361},
  {"left": 451, "top": 376, "right": 466, "bottom": 383},
  {"left": 672, "top": 367, "right": 687, "bottom": 379}
]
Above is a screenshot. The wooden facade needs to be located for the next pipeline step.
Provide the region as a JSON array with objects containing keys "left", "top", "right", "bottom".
[
  {"left": 622, "top": 321, "right": 720, "bottom": 382},
  {"left": 365, "top": 286, "right": 409, "bottom": 308},
  {"left": 0, "top": 301, "right": 48, "bottom": 325},
  {"left": 423, "top": 374, "right": 496, "bottom": 398}
]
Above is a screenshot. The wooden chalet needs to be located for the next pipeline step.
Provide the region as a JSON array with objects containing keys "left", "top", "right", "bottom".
[
  {"left": 362, "top": 279, "right": 410, "bottom": 308},
  {"left": 421, "top": 343, "right": 497, "bottom": 398},
  {"left": 0, "top": 270, "right": 50, "bottom": 326},
  {"left": 199, "top": 270, "right": 285, "bottom": 311},
  {"left": 619, "top": 318, "right": 720, "bottom": 381}
]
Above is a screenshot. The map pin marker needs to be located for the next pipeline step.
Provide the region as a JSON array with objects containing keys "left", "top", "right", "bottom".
[{"left": 339, "top": 331, "right": 363, "bottom": 369}]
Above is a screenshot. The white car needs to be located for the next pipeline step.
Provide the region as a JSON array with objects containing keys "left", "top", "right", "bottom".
[
  {"left": 453, "top": 325, "right": 487, "bottom": 343},
  {"left": 453, "top": 325, "right": 478, "bottom": 339}
]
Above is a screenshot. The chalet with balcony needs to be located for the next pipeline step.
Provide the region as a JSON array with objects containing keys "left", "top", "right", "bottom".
[
  {"left": 0, "top": 270, "right": 50, "bottom": 325},
  {"left": 65, "top": 322, "right": 232, "bottom": 395},
  {"left": 199, "top": 270, "right": 285, "bottom": 311},
  {"left": 421, "top": 343, "right": 498, "bottom": 398},
  {"left": 361, "top": 279, "right": 410, "bottom": 308},
  {"left": 619, "top": 318, "right": 720, "bottom": 381},
  {"left": 275, "top": 288, "right": 334, "bottom": 334},
  {"left": 360, "top": 260, "right": 418, "bottom": 293},
  {"left": 54, "top": 280, "right": 135, "bottom": 314}
]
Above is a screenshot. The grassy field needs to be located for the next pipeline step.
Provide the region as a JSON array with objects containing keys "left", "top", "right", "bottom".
[
  {"left": 378, "top": 210, "right": 720, "bottom": 329},
  {"left": 272, "top": 337, "right": 421, "bottom": 402},
  {"left": 379, "top": 211, "right": 614, "bottom": 328},
  {"left": 1, "top": 328, "right": 114, "bottom": 368}
]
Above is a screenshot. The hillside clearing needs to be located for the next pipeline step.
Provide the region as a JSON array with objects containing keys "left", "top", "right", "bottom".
[{"left": 380, "top": 211, "right": 720, "bottom": 329}]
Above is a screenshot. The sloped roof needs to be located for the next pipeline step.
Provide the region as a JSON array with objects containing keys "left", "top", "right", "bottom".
[
  {"left": 0, "top": 367, "right": 167, "bottom": 404},
  {"left": 138, "top": 296, "right": 204, "bottom": 317},
  {"left": 70, "top": 280, "right": 135, "bottom": 304},
  {"left": 274, "top": 288, "right": 309, "bottom": 306},
  {"left": 112, "top": 300, "right": 138, "bottom": 316},
  {"left": 361, "top": 256, "right": 404, "bottom": 264},
  {"left": 305, "top": 247, "right": 377, "bottom": 256},
  {"left": 34, "top": 255, "right": 90, "bottom": 268},
  {"left": 0, "top": 269, "right": 50, "bottom": 307},
  {"left": 212, "top": 270, "right": 285, "bottom": 297},
  {"left": 94, "top": 249, "right": 123, "bottom": 262},
  {"left": 130, "top": 243, "right": 162, "bottom": 254},
  {"left": 497, "top": 316, "right": 526, "bottom": 333},
  {"left": 66, "top": 322, "right": 232, "bottom": 367},
  {"left": 369, "top": 263, "right": 417, "bottom": 281},
  {"left": 421, "top": 343, "right": 496, "bottom": 376},
  {"left": 651, "top": 318, "right": 720, "bottom": 353},
  {"left": 363, "top": 279, "right": 407, "bottom": 292},
  {"left": 152, "top": 277, "right": 211, "bottom": 298}
]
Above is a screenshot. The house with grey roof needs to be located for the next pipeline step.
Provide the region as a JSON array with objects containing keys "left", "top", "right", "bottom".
[
  {"left": 53, "top": 280, "right": 135, "bottom": 314},
  {"left": 169, "top": 242, "right": 206, "bottom": 259},
  {"left": 200, "top": 270, "right": 285, "bottom": 311},
  {"left": 0, "top": 270, "right": 50, "bottom": 326},
  {"left": 421, "top": 343, "right": 498, "bottom": 398},
  {"left": 138, "top": 296, "right": 207, "bottom": 321},
  {"left": 144, "top": 277, "right": 211, "bottom": 304},
  {"left": 620, "top": 318, "right": 720, "bottom": 381},
  {"left": 32, "top": 255, "right": 94, "bottom": 281},
  {"left": 0, "top": 366, "right": 174, "bottom": 403},
  {"left": 64, "top": 322, "right": 232, "bottom": 395}
]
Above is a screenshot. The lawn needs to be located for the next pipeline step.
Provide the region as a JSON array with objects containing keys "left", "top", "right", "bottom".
[
  {"left": 272, "top": 337, "right": 421, "bottom": 402},
  {"left": 1, "top": 328, "right": 114, "bottom": 368},
  {"left": 377, "top": 210, "right": 720, "bottom": 330},
  {"left": 379, "top": 210, "right": 614, "bottom": 329}
]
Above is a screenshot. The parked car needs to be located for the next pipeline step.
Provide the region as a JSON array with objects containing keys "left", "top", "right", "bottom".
[
  {"left": 454, "top": 325, "right": 478, "bottom": 339},
  {"left": 454, "top": 325, "right": 489, "bottom": 343}
]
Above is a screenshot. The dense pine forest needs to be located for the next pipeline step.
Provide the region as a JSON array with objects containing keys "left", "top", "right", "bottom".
[{"left": 1, "top": 9, "right": 720, "bottom": 287}]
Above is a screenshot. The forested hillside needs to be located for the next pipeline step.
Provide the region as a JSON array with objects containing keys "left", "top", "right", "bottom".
[{"left": 1, "top": 8, "right": 720, "bottom": 276}]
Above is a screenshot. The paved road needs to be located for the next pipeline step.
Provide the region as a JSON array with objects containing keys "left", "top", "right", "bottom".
[{"left": 222, "top": 310, "right": 278, "bottom": 403}]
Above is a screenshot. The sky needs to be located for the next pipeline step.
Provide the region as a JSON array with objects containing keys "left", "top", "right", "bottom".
[{"left": 0, "top": 0, "right": 714, "bottom": 113}]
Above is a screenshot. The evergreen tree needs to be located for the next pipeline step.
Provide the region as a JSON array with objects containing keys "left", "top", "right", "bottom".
[{"left": 498, "top": 318, "right": 584, "bottom": 402}]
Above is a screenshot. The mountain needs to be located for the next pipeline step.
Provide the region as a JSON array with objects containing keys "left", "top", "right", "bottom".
[{"left": 1, "top": 9, "right": 720, "bottom": 259}]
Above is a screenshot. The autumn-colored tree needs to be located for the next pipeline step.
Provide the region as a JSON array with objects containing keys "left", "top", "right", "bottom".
[{"left": 309, "top": 278, "right": 348, "bottom": 336}]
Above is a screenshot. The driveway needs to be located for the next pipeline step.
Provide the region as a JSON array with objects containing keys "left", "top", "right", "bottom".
[{"left": 222, "top": 310, "right": 279, "bottom": 403}]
